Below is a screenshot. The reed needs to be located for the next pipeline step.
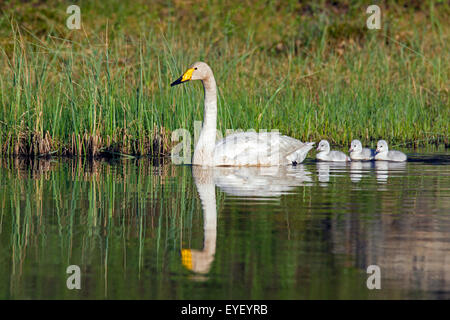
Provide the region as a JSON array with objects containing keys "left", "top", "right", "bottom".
[{"left": 0, "top": 0, "right": 448, "bottom": 158}]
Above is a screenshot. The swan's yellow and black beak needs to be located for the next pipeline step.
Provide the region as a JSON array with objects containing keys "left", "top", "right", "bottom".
[{"left": 171, "top": 68, "right": 194, "bottom": 87}]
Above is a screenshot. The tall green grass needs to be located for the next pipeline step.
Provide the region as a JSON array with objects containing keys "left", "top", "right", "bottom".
[{"left": 0, "top": 0, "right": 448, "bottom": 157}]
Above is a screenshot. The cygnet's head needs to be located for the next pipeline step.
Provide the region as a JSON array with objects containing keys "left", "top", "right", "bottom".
[
  {"left": 316, "top": 140, "right": 330, "bottom": 152},
  {"left": 376, "top": 140, "right": 389, "bottom": 154},
  {"left": 349, "top": 139, "right": 362, "bottom": 153},
  {"left": 171, "top": 62, "right": 213, "bottom": 86}
]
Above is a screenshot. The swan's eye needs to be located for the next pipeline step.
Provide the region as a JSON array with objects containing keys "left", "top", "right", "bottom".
[{"left": 194, "top": 67, "right": 198, "bottom": 70}]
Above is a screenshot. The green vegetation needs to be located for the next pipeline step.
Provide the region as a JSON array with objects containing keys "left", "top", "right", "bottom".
[{"left": 0, "top": 0, "right": 448, "bottom": 157}]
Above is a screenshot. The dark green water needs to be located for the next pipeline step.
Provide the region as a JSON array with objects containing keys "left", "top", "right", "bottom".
[{"left": 0, "top": 149, "right": 449, "bottom": 299}]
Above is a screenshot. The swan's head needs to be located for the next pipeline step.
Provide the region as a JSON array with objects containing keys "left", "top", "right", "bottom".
[
  {"left": 376, "top": 140, "right": 388, "bottom": 154},
  {"left": 171, "top": 62, "right": 212, "bottom": 86},
  {"left": 181, "top": 248, "right": 214, "bottom": 274},
  {"left": 349, "top": 139, "right": 362, "bottom": 153},
  {"left": 316, "top": 140, "right": 330, "bottom": 152}
]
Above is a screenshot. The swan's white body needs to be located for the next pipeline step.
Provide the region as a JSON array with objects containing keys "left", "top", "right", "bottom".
[
  {"left": 374, "top": 140, "right": 407, "bottom": 162},
  {"left": 212, "top": 132, "right": 314, "bottom": 166},
  {"left": 349, "top": 139, "right": 374, "bottom": 161},
  {"left": 171, "top": 62, "right": 314, "bottom": 167},
  {"left": 316, "top": 140, "right": 350, "bottom": 162}
]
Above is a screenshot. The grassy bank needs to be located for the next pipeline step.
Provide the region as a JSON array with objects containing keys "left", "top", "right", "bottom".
[{"left": 0, "top": 0, "right": 448, "bottom": 157}]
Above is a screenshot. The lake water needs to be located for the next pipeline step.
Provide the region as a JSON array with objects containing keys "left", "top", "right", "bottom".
[{"left": 0, "top": 148, "right": 449, "bottom": 299}]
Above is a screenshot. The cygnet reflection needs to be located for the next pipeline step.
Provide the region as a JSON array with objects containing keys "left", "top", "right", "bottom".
[
  {"left": 375, "top": 161, "right": 407, "bottom": 184},
  {"left": 350, "top": 161, "right": 373, "bottom": 183}
]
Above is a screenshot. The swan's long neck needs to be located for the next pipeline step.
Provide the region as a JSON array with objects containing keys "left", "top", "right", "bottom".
[
  {"left": 193, "top": 75, "right": 217, "bottom": 166},
  {"left": 196, "top": 171, "right": 217, "bottom": 256}
]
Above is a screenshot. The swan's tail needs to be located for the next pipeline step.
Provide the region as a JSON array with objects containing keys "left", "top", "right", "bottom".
[{"left": 286, "top": 142, "right": 315, "bottom": 164}]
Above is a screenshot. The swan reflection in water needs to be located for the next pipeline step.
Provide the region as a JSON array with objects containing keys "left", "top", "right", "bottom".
[
  {"left": 316, "top": 161, "right": 406, "bottom": 184},
  {"left": 316, "top": 162, "right": 348, "bottom": 185},
  {"left": 181, "top": 165, "right": 312, "bottom": 275},
  {"left": 375, "top": 161, "right": 407, "bottom": 184},
  {"left": 350, "top": 161, "right": 373, "bottom": 183}
]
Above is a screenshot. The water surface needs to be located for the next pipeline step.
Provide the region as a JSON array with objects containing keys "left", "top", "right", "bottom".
[{"left": 0, "top": 149, "right": 449, "bottom": 299}]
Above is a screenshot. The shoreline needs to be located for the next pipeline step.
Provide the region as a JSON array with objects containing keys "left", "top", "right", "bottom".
[{"left": 1, "top": 138, "right": 448, "bottom": 160}]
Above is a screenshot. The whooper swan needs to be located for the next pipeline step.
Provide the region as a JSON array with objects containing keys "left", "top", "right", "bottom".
[
  {"left": 171, "top": 62, "right": 314, "bottom": 167},
  {"left": 316, "top": 140, "right": 351, "bottom": 162},
  {"left": 349, "top": 139, "right": 375, "bottom": 161},
  {"left": 374, "top": 140, "right": 407, "bottom": 162}
]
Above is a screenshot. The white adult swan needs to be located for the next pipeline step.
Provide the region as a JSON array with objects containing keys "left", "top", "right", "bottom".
[
  {"left": 171, "top": 62, "right": 315, "bottom": 166},
  {"left": 316, "top": 140, "right": 350, "bottom": 162},
  {"left": 349, "top": 139, "right": 375, "bottom": 161},
  {"left": 375, "top": 140, "right": 407, "bottom": 162}
]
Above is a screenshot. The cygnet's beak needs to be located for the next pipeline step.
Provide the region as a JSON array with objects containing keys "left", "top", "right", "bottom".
[
  {"left": 316, "top": 146, "right": 321, "bottom": 151},
  {"left": 171, "top": 68, "right": 194, "bottom": 87},
  {"left": 375, "top": 148, "right": 380, "bottom": 154},
  {"left": 349, "top": 147, "right": 353, "bottom": 153}
]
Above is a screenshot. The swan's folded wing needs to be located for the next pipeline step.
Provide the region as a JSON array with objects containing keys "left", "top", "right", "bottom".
[{"left": 213, "top": 132, "right": 308, "bottom": 166}]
